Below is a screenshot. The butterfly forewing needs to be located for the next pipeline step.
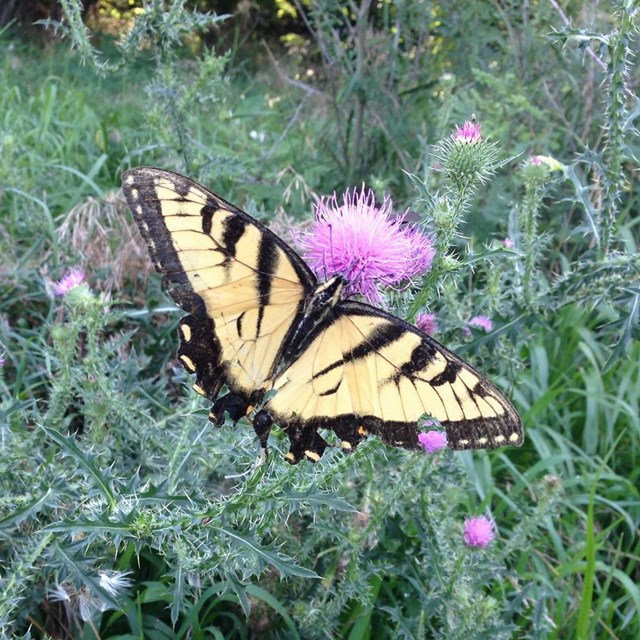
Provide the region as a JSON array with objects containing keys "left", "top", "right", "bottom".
[{"left": 123, "top": 167, "right": 316, "bottom": 399}]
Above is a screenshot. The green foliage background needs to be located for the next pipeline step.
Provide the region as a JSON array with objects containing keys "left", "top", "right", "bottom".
[{"left": 0, "top": 1, "right": 639, "bottom": 638}]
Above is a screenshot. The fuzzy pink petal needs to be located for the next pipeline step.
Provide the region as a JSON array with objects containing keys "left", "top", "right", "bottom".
[
  {"left": 54, "top": 268, "right": 86, "bottom": 296},
  {"left": 299, "top": 187, "right": 434, "bottom": 303},
  {"left": 468, "top": 315, "right": 493, "bottom": 332},
  {"left": 416, "top": 312, "right": 438, "bottom": 335},
  {"left": 463, "top": 516, "right": 496, "bottom": 547},
  {"left": 417, "top": 430, "right": 447, "bottom": 453}
]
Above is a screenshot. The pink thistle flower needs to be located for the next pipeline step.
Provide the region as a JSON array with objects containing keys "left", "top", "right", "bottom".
[
  {"left": 463, "top": 515, "right": 496, "bottom": 548},
  {"left": 0, "top": 355, "right": 5, "bottom": 367},
  {"left": 468, "top": 315, "right": 493, "bottom": 332},
  {"left": 531, "top": 155, "right": 541, "bottom": 165},
  {"left": 503, "top": 237, "right": 514, "bottom": 249},
  {"left": 418, "top": 430, "right": 447, "bottom": 453},
  {"left": 54, "top": 268, "right": 86, "bottom": 296},
  {"left": 298, "top": 186, "right": 435, "bottom": 305},
  {"left": 416, "top": 312, "right": 438, "bottom": 335},
  {"left": 452, "top": 119, "right": 482, "bottom": 144}
]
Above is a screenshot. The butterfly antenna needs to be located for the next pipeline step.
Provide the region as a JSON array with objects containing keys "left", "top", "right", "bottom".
[{"left": 321, "top": 222, "right": 333, "bottom": 281}]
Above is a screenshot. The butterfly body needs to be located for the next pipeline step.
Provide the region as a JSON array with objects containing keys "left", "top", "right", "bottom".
[{"left": 123, "top": 167, "right": 523, "bottom": 463}]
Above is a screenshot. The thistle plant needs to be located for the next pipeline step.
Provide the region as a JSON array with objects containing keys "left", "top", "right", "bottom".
[
  {"left": 463, "top": 515, "right": 496, "bottom": 548},
  {"left": 52, "top": 0, "right": 230, "bottom": 176},
  {"left": 43, "top": 269, "right": 130, "bottom": 437},
  {"left": 551, "top": 3, "right": 638, "bottom": 255},
  {"left": 513, "top": 156, "right": 554, "bottom": 309},
  {"left": 597, "top": 4, "right": 638, "bottom": 253},
  {"left": 408, "top": 118, "right": 514, "bottom": 317},
  {"left": 0, "top": 182, "right": 542, "bottom": 636},
  {"left": 0, "top": 533, "right": 54, "bottom": 633},
  {"left": 417, "top": 429, "right": 447, "bottom": 453},
  {"left": 415, "top": 311, "right": 438, "bottom": 335}
]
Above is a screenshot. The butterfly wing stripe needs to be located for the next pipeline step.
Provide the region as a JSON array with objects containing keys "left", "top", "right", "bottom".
[
  {"left": 312, "top": 323, "right": 406, "bottom": 380},
  {"left": 150, "top": 169, "right": 317, "bottom": 284}
]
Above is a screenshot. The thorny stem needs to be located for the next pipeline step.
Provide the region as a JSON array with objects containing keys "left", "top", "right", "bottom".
[{"left": 601, "top": 7, "right": 634, "bottom": 255}]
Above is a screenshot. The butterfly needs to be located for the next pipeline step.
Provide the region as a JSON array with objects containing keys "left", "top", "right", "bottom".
[{"left": 122, "top": 167, "right": 523, "bottom": 463}]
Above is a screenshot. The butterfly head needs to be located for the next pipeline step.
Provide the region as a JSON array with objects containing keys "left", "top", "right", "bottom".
[{"left": 302, "top": 275, "right": 346, "bottom": 323}]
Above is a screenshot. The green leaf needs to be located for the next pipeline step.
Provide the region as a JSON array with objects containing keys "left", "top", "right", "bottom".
[
  {"left": 211, "top": 526, "right": 319, "bottom": 579},
  {"left": 246, "top": 584, "right": 301, "bottom": 639},
  {"left": 39, "top": 424, "right": 118, "bottom": 511},
  {"left": 0, "top": 487, "right": 56, "bottom": 531}
]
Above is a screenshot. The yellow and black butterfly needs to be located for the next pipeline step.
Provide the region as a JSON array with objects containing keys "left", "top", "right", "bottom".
[{"left": 122, "top": 167, "right": 523, "bottom": 463}]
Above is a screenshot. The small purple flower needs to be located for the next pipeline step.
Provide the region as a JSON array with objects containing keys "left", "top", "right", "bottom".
[
  {"left": 298, "top": 186, "right": 435, "bottom": 304},
  {"left": 54, "top": 268, "right": 86, "bottom": 296},
  {"left": 416, "top": 312, "right": 438, "bottom": 335},
  {"left": 0, "top": 355, "right": 5, "bottom": 367},
  {"left": 468, "top": 315, "right": 493, "bottom": 332},
  {"left": 418, "top": 430, "right": 447, "bottom": 453},
  {"left": 452, "top": 119, "right": 482, "bottom": 144},
  {"left": 503, "top": 237, "right": 514, "bottom": 249},
  {"left": 531, "top": 155, "right": 541, "bottom": 165},
  {"left": 463, "top": 516, "right": 496, "bottom": 548}
]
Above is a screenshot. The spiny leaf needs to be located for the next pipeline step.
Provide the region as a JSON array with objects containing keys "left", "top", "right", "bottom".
[
  {"left": 39, "top": 424, "right": 118, "bottom": 510},
  {"left": 54, "top": 543, "right": 120, "bottom": 609},
  {"left": 210, "top": 526, "right": 319, "bottom": 579},
  {"left": 0, "top": 487, "right": 57, "bottom": 531}
]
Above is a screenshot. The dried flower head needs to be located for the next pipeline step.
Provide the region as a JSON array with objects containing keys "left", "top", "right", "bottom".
[
  {"left": 48, "top": 583, "right": 73, "bottom": 603},
  {"left": 468, "top": 315, "right": 493, "bottom": 332},
  {"left": 418, "top": 430, "right": 447, "bottom": 453},
  {"left": 415, "top": 312, "right": 438, "bottom": 335},
  {"left": 298, "top": 186, "right": 434, "bottom": 304},
  {"left": 47, "top": 571, "right": 133, "bottom": 623},
  {"left": 77, "top": 585, "right": 109, "bottom": 621},
  {"left": 98, "top": 569, "right": 133, "bottom": 598},
  {"left": 463, "top": 515, "right": 496, "bottom": 548},
  {"left": 53, "top": 268, "right": 86, "bottom": 296}
]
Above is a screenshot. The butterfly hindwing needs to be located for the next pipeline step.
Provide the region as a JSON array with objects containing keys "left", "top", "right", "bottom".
[
  {"left": 122, "top": 167, "right": 316, "bottom": 406},
  {"left": 266, "top": 301, "right": 523, "bottom": 458}
]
